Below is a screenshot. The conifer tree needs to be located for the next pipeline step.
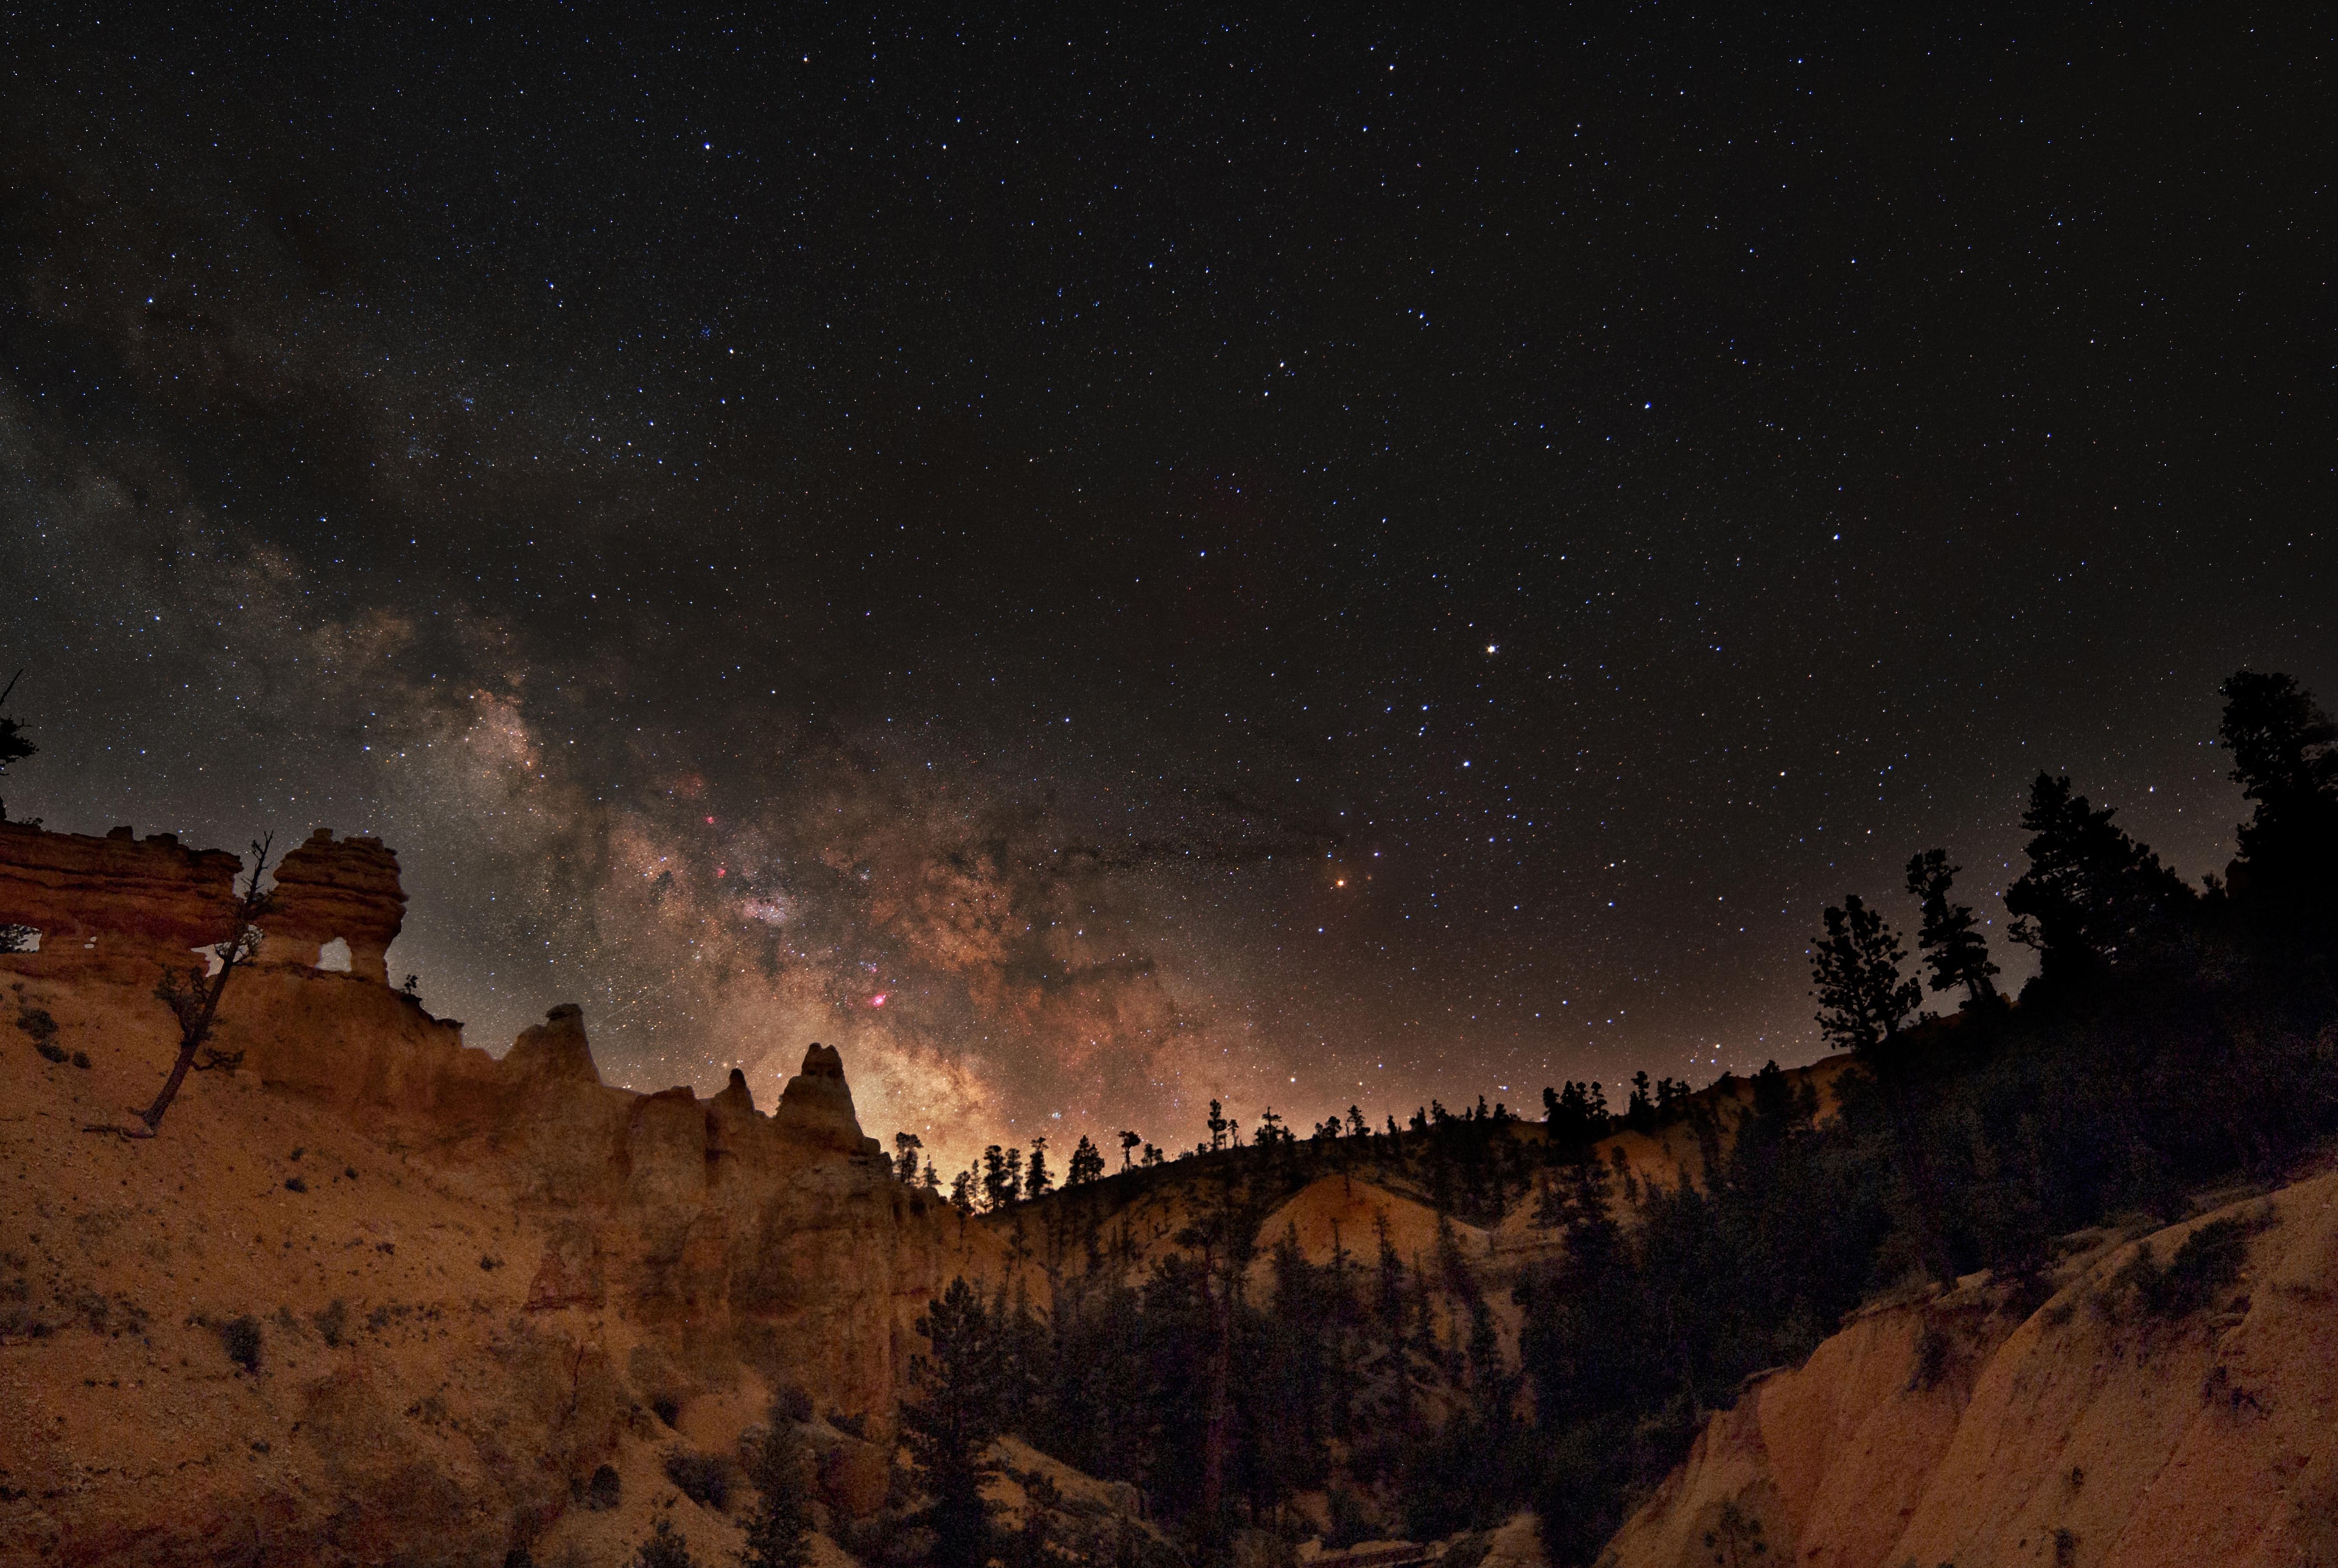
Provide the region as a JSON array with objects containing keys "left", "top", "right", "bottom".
[
  {"left": 1904, "top": 849, "right": 2001, "bottom": 1007},
  {"left": 1810, "top": 895, "right": 1923, "bottom": 1054},
  {"left": 740, "top": 1405, "right": 813, "bottom": 1568},
  {"left": 1026, "top": 1138, "right": 1052, "bottom": 1199},
  {"left": 2004, "top": 774, "right": 2191, "bottom": 981},
  {"left": 0, "top": 670, "right": 32, "bottom": 828},
  {"left": 1067, "top": 1134, "right": 1105, "bottom": 1185},
  {"left": 1118, "top": 1130, "right": 1141, "bottom": 1170},
  {"left": 2217, "top": 669, "right": 2338, "bottom": 914},
  {"left": 904, "top": 1278, "right": 1002, "bottom": 1568}
]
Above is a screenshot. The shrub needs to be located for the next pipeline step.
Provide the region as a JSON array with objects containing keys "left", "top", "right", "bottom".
[
  {"left": 70, "top": 1050, "right": 89, "bottom": 1069},
  {"left": 1908, "top": 1323, "right": 1953, "bottom": 1391},
  {"left": 285, "top": 1177, "right": 308, "bottom": 1194},
  {"left": 664, "top": 1447, "right": 735, "bottom": 1511},
  {"left": 2109, "top": 1216, "right": 2254, "bottom": 1320},
  {"left": 774, "top": 1384, "right": 813, "bottom": 1424},
  {"left": 583, "top": 1463, "right": 622, "bottom": 1510},
  {"left": 33, "top": 1040, "right": 66, "bottom": 1065},
  {"left": 312, "top": 1298, "right": 349, "bottom": 1347},
  {"left": 219, "top": 1315, "right": 261, "bottom": 1374},
  {"left": 651, "top": 1394, "right": 682, "bottom": 1429},
  {"left": 631, "top": 1517, "right": 698, "bottom": 1568}
]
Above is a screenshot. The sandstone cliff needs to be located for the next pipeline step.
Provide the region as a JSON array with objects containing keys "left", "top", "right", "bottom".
[
  {"left": 1599, "top": 1170, "right": 2338, "bottom": 1568},
  {"left": 0, "top": 819, "right": 1008, "bottom": 1568}
]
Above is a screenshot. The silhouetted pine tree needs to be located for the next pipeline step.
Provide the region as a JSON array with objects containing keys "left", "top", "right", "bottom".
[
  {"left": 1905, "top": 849, "right": 2001, "bottom": 1007},
  {"left": 2004, "top": 773, "right": 2192, "bottom": 984},
  {"left": 2219, "top": 669, "right": 2338, "bottom": 921},
  {"left": 904, "top": 1278, "right": 1002, "bottom": 1568}
]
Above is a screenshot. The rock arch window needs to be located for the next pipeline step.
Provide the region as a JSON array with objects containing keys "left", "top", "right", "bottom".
[
  {"left": 0, "top": 923, "right": 38, "bottom": 953},
  {"left": 315, "top": 937, "right": 353, "bottom": 973}
]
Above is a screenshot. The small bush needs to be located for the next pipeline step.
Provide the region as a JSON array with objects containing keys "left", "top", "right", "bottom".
[
  {"left": 774, "top": 1384, "right": 813, "bottom": 1424},
  {"left": 664, "top": 1447, "right": 735, "bottom": 1511},
  {"left": 2110, "top": 1216, "right": 2254, "bottom": 1320},
  {"left": 583, "top": 1463, "right": 622, "bottom": 1510},
  {"left": 312, "top": 1298, "right": 349, "bottom": 1347},
  {"left": 16, "top": 1006, "right": 58, "bottom": 1049},
  {"left": 1909, "top": 1323, "right": 1953, "bottom": 1391},
  {"left": 219, "top": 1315, "right": 262, "bottom": 1374},
  {"left": 651, "top": 1394, "right": 682, "bottom": 1429},
  {"left": 285, "top": 1177, "right": 308, "bottom": 1194},
  {"left": 71, "top": 1050, "right": 90, "bottom": 1069},
  {"left": 631, "top": 1517, "right": 698, "bottom": 1568},
  {"left": 34, "top": 1040, "right": 66, "bottom": 1065}
]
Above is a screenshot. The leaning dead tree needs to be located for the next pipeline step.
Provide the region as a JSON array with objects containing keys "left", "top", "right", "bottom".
[{"left": 86, "top": 831, "right": 276, "bottom": 1139}]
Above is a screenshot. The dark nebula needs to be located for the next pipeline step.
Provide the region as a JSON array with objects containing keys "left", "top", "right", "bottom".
[{"left": 3, "top": 8, "right": 2331, "bottom": 1167}]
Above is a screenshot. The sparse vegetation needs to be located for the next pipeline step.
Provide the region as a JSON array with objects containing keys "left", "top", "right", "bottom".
[
  {"left": 662, "top": 1447, "right": 734, "bottom": 1511},
  {"left": 2107, "top": 1216, "right": 2256, "bottom": 1321},
  {"left": 578, "top": 1463, "right": 622, "bottom": 1511},
  {"left": 218, "top": 1315, "right": 261, "bottom": 1374},
  {"left": 18, "top": 1004, "right": 63, "bottom": 1062},
  {"left": 630, "top": 1516, "right": 698, "bottom": 1568},
  {"left": 312, "top": 1298, "right": 349, "bottom": 1346}
]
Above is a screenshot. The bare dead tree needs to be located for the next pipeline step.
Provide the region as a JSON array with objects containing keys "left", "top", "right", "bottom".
[{"left": 86, "top": 832, "right": 276, "bottom": 1139}]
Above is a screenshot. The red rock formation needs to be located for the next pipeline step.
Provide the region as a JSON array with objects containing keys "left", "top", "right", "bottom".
[
  {"left": 776, "top": 1040, "right": 883, "bottom": 1155},
  {"left": 262, "top": 827, "right": 407, "bottom": 984},
  {"left": 0, "top": 820, "right": 242, "bottom": 972}
]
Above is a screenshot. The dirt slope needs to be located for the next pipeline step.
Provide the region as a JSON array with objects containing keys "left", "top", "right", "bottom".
[{"left": 1599, "top": 1169, "right": 2338, "bottom": 1568}]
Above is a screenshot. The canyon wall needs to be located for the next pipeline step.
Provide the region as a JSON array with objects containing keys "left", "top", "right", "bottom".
[{"left": 1, "top": 819, "right": 1003, "bottom": 1567}]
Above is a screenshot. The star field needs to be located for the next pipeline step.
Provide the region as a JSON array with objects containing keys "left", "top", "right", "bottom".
[{"left": 2, "top": 7, "right": 2332, "bottom": 1166}]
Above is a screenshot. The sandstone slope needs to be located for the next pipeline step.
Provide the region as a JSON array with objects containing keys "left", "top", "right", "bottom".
[{"left": 1599, "top": 1170, "right": 2338, "bottom": 1568}]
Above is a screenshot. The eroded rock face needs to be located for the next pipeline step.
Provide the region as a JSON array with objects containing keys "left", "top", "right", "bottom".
[
  {"left": 0, "top": 820, "right": 242, "bottom": 971},
  {"left": 1602, "top": 1173, "right": 2338, "bottom": 1568},
  {"left": 776, "top": 1040, "right": 883, "bottom": 1155},
  {"left": 262, "top": 828, "right": 407, "bottom": 984},
  {"left": 1, "top": 822, "right": 1016, "bottom": 1568}
]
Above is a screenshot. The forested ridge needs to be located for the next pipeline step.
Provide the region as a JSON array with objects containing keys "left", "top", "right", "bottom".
[{"left": 876, "top": 670, "right": 2338, "bottom": 1568}]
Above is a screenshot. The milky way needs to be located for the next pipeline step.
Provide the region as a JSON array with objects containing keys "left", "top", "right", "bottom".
[{"left": 2, "top": 9, "right": 2331, "bottom": 1169}]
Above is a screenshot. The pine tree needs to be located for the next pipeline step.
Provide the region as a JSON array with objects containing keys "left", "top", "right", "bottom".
[
  {"left": 1025, "top": 1138, "right": 1052, "bottom": 1199},
  {"left": 904, "top": 1278, "right": 1002, "bottom": 1568},
  {"left": 893, "top": 1132, "right": 925, "bottom": 1185},
  {"left": 0, "top": 669, "right": 32, "bottom": 819},
  {"left": 2004, "top": 773, "right": 2191, "bottom": 981},
  {"left": 1904, "top": 849, "right": 2001, "bottom": 1007},
  {"left": 1810, "top": 895, "right": 1922, "bottom": 1055},
  {"left": 2217, "top": 669, "right": 2338, "bottom": 915},
  {"left": 1810, "top": 893, "right": 1951, "bottom": 1281},
  {"left": 740, "top": 1407, "right": 814, "bottom": 1568},
  {"left": 981, "top": 1146, "right": 1014, "bottom": 1209},
  {"left": 1067, "top": 1135, "right": 1105, "bottom": 1185},
  {"left": 1118, "top": 1130, "right": 1140, "bottom": 1170}
]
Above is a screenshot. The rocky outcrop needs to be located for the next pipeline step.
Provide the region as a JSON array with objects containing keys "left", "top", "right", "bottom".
[
  {"left": 1601, "top": 1172, "right": 2338, "bottom": 1568},
  {"left": 261, "top": 827, "right": 407, "bottom": 983},
  {"left": 0, "top": 820, "right": 241, "bottom": 970},
  {"left": 776, "top": 1040, "right": 884, "bottom": 1156}
]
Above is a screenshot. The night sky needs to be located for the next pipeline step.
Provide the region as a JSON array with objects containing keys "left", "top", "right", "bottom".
[{"left": 4, "top": 7, "right": 2332, "bottom": 1168}]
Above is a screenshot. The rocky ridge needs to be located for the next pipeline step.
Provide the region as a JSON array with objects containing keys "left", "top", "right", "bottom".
[{"left": 0, "top": 819, "right": 1006, "bottom": 1567}]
